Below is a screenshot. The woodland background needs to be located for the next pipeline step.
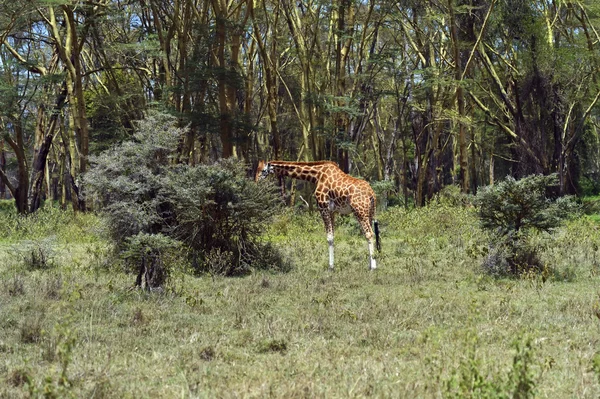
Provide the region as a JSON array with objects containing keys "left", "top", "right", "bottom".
[
  {"left": 3, "top": 2, "right": 600, "bottom": 396},
  {"left": 1, "top": 0, "right": 600, "bottom": 213}
]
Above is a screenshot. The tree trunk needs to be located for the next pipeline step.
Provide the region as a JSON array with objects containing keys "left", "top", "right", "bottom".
[
  {"left": 0, "top": 140, "right": 5, "bottom": 200},
  {"left": 449, "top": 0, "right": 469, "bottom": 193},
  {"left": 28, "top": 84, "right": 67, "bottom": 213},
  {"left": 211, "top": 0, "right": 250, "bottom": 159},
  {"left": 0, "top": 120, "right": 29, "bottom": 213},
  {"left": 251, "top": 0, "right": 282, "bottom": 159},
  {"left": 43, "top": 5, "right": 90, "bottom": 211}
]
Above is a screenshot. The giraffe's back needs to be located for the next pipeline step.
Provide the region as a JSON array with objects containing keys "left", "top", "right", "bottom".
[{"left": 315, "top": 166, "right": 375, "bottom": 218}]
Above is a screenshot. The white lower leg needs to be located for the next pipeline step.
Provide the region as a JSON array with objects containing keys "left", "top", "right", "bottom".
[
  {"left": 327, "top": 232, "right": 334, "bottom": 269},
  {"left": 368, "top": 240, "right": 377, "bottom": 270}
]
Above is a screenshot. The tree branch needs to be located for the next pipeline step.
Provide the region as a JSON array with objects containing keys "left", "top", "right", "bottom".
[
  {"left": 478, "top": 43, "right": 516, "bottom": 116},
  {"left": 469, "top": 90, "right": 542, "bottom": 166},
  {"left": 1, "top": 40, "right": 47, "bottom": 75},
  {"left": 0, "top": 166, "right": 16, "bottom": 197},
  {"left": 461, "top": 0, "right": 496, "bottom": 80}
]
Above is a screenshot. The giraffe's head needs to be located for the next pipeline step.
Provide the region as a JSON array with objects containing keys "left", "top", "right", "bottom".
[{"left": 255, "top": 160, "right": 273, "bottom": 181}]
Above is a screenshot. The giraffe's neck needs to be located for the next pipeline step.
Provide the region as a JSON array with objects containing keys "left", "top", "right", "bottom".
[{"left": 269, "top": 161, "right": 337, "bottom": 184}]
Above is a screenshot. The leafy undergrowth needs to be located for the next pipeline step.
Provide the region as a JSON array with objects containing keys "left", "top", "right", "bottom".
[{"left": 1, "top": 203, "right": 600, "bottom": 398}]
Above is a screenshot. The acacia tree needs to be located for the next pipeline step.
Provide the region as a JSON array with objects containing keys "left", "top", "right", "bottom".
[
  {"left": 250, "top": 0, "right": 283, "bottom": 159},
  {"left": 0, "top": 45, "right": 29, "bottom": 213},
  {"left": 470, "top": 0, "right": 600, "bottom": 194},
  {"left": 394, "top": 1, "right": 458, "bottom": 206},
  {"left": 0, "top": 1, "right": 103, "bottom": 213},
  {"left": 0, "top": 3, "right": 65, "bottom": 214},
  {"left": 2, "top": 0, "right": 600, "bottom": 214},
  {"left": 31, "top": 3, "right": 94, "bottom": 212}
]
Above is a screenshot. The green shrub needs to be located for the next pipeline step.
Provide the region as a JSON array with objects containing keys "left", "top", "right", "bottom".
[
  {"left": 167, "top": 159, "right": 284, "bottom": 275},
  {"left": 122, "top": 233, "right": 182, "bottom": 289},
  {"left": 474, "top": 174, "right": 578, "bottom": 276},
  {"left": 370, "top": 179, "right": 396, "bottom": 209},
  {"left": 580, "top": 196, "right": 600, "bottom": 216},
  {"left": 85, "top": 112, "right": 284, "bottom": 284},
  {"left": 84, "top": 112, "right": 181, "bottom": 243},
  {"left": 579, "top": 174, "right": 600, "bottom": 196},
  {"left": 433, "top": 184, "right": 472, "bottom": 207},
  {"left": 12, "top": 238, "right": 57, "bottom": 271},
  {"left": 481, "top": 235, "right": 544, "bottom": 276}
]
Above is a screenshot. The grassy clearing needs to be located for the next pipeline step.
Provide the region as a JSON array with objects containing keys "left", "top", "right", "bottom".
[{"left": 1, "top": 202, "right": 600, "bottom": 398}]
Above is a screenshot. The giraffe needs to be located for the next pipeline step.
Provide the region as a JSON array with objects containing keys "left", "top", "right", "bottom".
[{"left": 256, "top": 160, "right": 381, "bottom": 270}]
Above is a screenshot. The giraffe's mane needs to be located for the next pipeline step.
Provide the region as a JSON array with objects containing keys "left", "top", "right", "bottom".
[{"left": 269, "top": 160, "right": 339, "bottom": 167}]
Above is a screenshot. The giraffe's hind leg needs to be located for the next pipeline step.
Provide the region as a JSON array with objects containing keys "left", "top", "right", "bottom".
[
  {"left": 367, "top": 234, "right": 377, "bottom": 270},
  {"left": 355, "top": 214, "right": 377, "bottom": 270},
  {"left": 319, "top": 208, "right": 335, "bottom": 270}
]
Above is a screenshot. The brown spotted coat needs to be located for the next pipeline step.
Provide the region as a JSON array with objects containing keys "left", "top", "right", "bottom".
[{"left": 256, "top": 160, "right": 379, "bottom": 270}]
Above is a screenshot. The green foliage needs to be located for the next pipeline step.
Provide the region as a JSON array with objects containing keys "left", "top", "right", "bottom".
[
  {"left": 579, "top": 175, "right": 600, "bottom": 197},
  {"left": 85, "top": 112, "right": 285, "bottom": 280},
  {"left": 122, "top": 233, "right": 182, "bottom": 289},
  {"left": 0, "top": 199, "right": 16, "bottom": 213},
  {"left": 370, "top": 179, "right": 396, "bottom": 209},
  {"left": 0, "top": 203, "right": 104, "bottom": 244},
  {"left": 122, "top": 233, "right": 182, "bottom": 262},
  {"left": 475, "top": 174, "right": 577, "bottom": 236},
  {"left": 508, "top": 338, "right": 538, "bottom": 399},
  {"left": 370, "top": 179, "right": 395, "bottom": 198},
  {"left": 592, "top": 352, "right": 600, "bottom": 384},
  {"left": 84, "top": 113, "right": 185, "bottom": 287},
  {"left": 433, "top": 184, "right": 472, "bottom": 207},
  {"left": 443, "top": 335, "right": 506, "bottom": 398},
  {"left": 580, "top": 196, "right": 600, "bottom": 217},
  {"left": 26, "top": 320, "right": 78, "bottom": 399},
  {"left": 475, "top": 174, "right": 579, "bottom": 276},
  {"left": 84, "top": 112, "right": 182, "bottom": 241},
  {"left": 168, "top": 159, "right": 284, "bottom": 275},
  {"left": 85, "top": 66, "right": 143, "bottom": 154}
]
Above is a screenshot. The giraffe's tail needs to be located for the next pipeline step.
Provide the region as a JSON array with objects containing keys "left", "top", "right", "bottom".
[{"left": 374, "top": 220, "right": 381, "bottom": 252}]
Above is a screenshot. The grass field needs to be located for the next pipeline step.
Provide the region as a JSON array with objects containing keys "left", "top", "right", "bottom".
[{"left": 1, "top": 202, "right": 600, "bottom": 398}]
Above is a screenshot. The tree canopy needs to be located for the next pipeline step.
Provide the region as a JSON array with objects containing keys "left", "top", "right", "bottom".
[{"left": 1, "top": 0, "right": 600, "bottom": 213}]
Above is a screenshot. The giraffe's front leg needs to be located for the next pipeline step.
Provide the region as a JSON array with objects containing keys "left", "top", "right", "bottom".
[{"left": 319, "top": 208, "right": 335, "bottom": 270}]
